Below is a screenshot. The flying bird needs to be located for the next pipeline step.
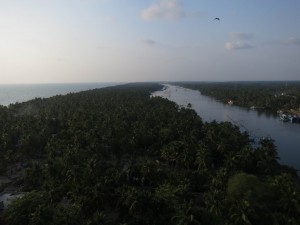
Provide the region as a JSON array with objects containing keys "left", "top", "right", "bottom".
[{"left": 214, "top": 17, "right": 220, "bottom": 21}]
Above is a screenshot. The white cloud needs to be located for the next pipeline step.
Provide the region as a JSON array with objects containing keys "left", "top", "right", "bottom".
[
  {"left": 141, "top": 0, "right": 185, "bottom": 22},
  {"left": 229, "top": 32, "right": 254, "bottom": 40},
  {"left": 226, "top": 32, "right": 255, "bottom": 50},
  {"left": 284, "top": 37, "right": 300, "bottom": 45},
  {"left": 225, "top": 41, "right": 254, "bottom": 50},
  {"left": 140, "top": 39, "right": 157, "bottom": 46}
]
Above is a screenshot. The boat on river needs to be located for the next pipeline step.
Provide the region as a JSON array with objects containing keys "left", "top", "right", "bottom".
[
  {"left": 279, "top": 113, "right": 300, "bottom": 123},
  {"left": 290, "top": 115, "right": 300, "bottom": 123},
  {"left": 279, "top": 114, "right": 289, "bottom": 122}
]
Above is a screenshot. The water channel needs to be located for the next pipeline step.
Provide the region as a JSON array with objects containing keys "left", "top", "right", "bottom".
[{"left": 152, "top": 84, "right": 300, "bottom": 171}]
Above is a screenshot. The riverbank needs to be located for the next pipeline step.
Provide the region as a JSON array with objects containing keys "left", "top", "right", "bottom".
[
  {"left": 287, "top": 109, "right": 300, "bottom": 116},
  {"left": 153, "top": 84, "right": 300, "bottom": 172},
  {"left": 174, "top": 81, "right": 300, "bottom": 119}
]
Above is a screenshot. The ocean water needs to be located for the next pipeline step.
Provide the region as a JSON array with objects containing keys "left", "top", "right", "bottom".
[{"left": 0, "top": 83, "right": 122, "bottom": 106}]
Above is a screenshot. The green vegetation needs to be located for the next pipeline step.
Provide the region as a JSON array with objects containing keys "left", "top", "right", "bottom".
[
  {"left": 176, "top": 81, "right": 300, "bottom": 113},
  {"left": 0, "top": 83, "right": 299, "bottom": 225}
]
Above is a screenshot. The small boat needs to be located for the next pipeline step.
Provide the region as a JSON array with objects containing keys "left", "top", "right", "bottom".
[
  {"left": 279, "top": 114, "right": 289, "bottom": 122},
  {"left": 279, "top": 114, "right": 300, "bottom": 123},
  {"left": 291, "top": 115, "right": 300, "bottom": 123}
]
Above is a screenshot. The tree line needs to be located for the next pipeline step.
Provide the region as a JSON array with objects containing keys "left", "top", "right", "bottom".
[{"left": 176, "top": 81, "right": 300, "bottom": 112}]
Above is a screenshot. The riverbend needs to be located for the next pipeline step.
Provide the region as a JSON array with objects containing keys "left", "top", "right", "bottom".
[{"left": 152, "top": 84, "right": 300, "bottom": 171}]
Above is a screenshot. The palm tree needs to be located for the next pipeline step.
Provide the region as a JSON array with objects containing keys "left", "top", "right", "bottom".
[
  {"left": 205, "top": 189, "right": 225, "bottom": 217},
  {"left": 172, "top": 201, "right": 202, "bottom": 225},
  {"left": 229, "top": 200, "right": 253, "bottom": 225},
  {"left": 195, "top": 144, "right": 213, "bottom": 171}
]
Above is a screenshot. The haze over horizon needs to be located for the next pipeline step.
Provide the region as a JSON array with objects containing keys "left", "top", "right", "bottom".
[{"left": 1, "top": 0, "right": 300, "bottom": 84}]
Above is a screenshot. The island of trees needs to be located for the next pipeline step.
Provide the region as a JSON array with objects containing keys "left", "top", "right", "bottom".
[
  {"left": 176, "top": 81, "right": 300, "bottom": 116},
  {"left": 0, "top": 83, "right": 299, "bottom": 225}
]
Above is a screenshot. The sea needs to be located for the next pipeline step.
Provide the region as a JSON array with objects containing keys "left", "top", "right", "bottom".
[{"left": 0, "top": 83, "right": 122, "bottom": 106}]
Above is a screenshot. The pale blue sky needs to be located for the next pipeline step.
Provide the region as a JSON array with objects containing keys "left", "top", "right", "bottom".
[{"left": 0, "top": 0, "right": 299, "bottom": 83}]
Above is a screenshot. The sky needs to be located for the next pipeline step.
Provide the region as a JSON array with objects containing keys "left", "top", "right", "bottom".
[{"left": 0, "top": 0, "right": 300, "bottom": 83}]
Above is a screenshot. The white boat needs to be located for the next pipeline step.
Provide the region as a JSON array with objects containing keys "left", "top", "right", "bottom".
[{"left": 279, "top": 114, "right": 289, "bottom": 122}]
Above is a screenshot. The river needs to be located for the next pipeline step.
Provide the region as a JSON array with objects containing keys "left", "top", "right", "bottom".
[{"left": 152, "top": 84, "right": 300, "bottom": 171}]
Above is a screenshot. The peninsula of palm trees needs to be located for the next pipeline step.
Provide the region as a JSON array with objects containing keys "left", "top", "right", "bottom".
[{"left": 0, "top": 83, "right": 299, "bottom": 225}]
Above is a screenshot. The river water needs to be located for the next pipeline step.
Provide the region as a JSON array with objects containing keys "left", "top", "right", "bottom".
[{"left": 152, "top": 84, "right": 300, "bottom": 171}]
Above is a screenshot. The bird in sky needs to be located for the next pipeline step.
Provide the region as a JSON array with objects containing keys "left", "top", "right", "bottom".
[{"left": 214, "top": 17, "right": 220, "bottom": 21}]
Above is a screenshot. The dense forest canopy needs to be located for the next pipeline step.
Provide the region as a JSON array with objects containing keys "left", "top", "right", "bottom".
[
  {"left": 175, "top": 81, "right": 300, "bottom": 113},
  {"left": 0, "top": 83, "right": 299, "bottom": 225}
]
